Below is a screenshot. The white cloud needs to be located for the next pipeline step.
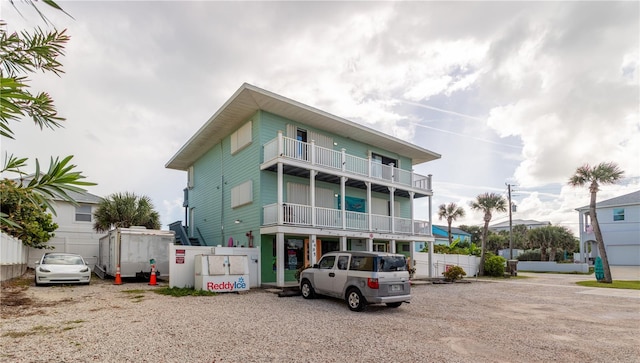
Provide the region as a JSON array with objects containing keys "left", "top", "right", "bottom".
[{"left": 2, "top": 1, "right": 638, "bottom": 233}]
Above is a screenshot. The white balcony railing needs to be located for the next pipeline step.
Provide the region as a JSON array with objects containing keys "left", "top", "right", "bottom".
[
  {"left": 263, "top": 203, "right": 431, "bottom": 236},
  {"left": 263, "top": 135, "right": 432, "bottom": 193}
]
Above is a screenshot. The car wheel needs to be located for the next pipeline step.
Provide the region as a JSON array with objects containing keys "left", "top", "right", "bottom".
[
  {"left": 346, "top": 288, "right": 366, "bottom": 312},
  {"left": 34, "top": 276, "right": 40, "bottom": 287},
  {"left": 300, "top": 279, "right": 315, "bottom": 299},
  {"left": 386, "top": 302, "right": 402, "bottom": 308}
]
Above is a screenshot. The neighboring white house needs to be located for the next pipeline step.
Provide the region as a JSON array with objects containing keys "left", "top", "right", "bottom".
[
  {"left": 26, "top": 190, "right": 103, "bottom": 268},
  {"left": 489, "top": 219, "right": 551, "bottom": 233},
  {"left": 576, "top": 190, "right": 640, "bottom": 266}
]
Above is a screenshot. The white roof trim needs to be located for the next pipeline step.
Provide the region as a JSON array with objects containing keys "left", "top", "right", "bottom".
[{"left": 166, "top": 83, "right": 441, "bottom": 170}]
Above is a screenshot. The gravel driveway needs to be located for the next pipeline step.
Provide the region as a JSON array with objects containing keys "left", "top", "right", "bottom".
[{"left": 1, "top": 271, "right": 639, "bottom": 363}]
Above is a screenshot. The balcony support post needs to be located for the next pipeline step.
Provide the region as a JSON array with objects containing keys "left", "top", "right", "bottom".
[
  {"left": 428, "top": 240, "right": 434, "bottom": 278},
  {"left": 428, "top": 175, "right": 433, "bottom": 236},
  {"left": 310, "top": 170, "right": 317, "bottom": 227},
  {"left": 310, "top": 234, "right": 318, "bottom": 265},
  {"left": 277, "top": 162, "right": 283, "bottom": 225},
  {"left": 340, "top": 236, "right": 347, "bottom": 251},
  {"left": 410, "top": 241, "right": 416, "bottom": 275},
  {"left": 366, "top": 182, "right": 372, "bottom": 231},
  {"left": 389, "top": 187, "right": 396, "bottom": 234},
  {"left": 409, "top": 191, "right": 415, "bottom": 234},
  {"left": 341, "top": 177, "right": 347, "bottom": 230},
  {"left": 276, "top": 232, "right": 285, "bottom": 286}
]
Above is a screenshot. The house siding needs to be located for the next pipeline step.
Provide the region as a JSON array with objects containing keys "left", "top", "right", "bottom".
[
  {"left": 192, "top": 120, "right": 421, "bottom": 240},
  {"left": 577, "top": 191, "right": 640, "bottom": 266},
  {"left": 189, "top": 113, "right": 262, "bottom": 246},
  {"left": 597, "top": 204, "right": 640, "bottom": 265},
  {"left": 176, "top": 86, "right": 439, "bottom": 287}
]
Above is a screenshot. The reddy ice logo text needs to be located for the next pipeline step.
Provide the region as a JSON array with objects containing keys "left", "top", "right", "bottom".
[{"left": 206, "top": 277, "right": 247, "bottom": 291}]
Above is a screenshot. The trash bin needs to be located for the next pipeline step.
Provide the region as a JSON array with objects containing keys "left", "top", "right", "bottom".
[{"left": 507, "top": 260, "right": 518, "bottom": 277}]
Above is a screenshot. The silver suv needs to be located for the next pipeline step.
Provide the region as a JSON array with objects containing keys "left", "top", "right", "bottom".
[{"left": 299, "top": 251, "right": 411, "bottom": 311}]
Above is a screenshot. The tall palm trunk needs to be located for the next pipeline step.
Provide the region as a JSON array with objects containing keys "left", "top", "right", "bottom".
[
  {"left": 590, "top": 183, "right": 612, "bottom": 283},
  {"left": 479, "top": 213, "right": 491, "bottom": 276}
]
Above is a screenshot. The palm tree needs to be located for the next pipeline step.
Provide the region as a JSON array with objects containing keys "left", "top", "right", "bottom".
[
  {"left": 568, "top": 162, "right": 624, "bottom": 283},
  {"left": 470, "top": 192, "right": 507, "bottom": 276},
  {"left": 438, "top": 203, "right": 466, "bottom": 245},
  {"left": 93, "top": 192, "right": 161, "bottom": 232}
]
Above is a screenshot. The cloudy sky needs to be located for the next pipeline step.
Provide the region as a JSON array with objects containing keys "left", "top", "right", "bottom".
[{"left": 2, "top": 1, "right": 639, "bottom": 236}]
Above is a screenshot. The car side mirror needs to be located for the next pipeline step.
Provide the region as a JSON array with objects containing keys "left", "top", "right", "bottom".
[{"left": 313, "top": 264, "right": 319, "bottom": 269}]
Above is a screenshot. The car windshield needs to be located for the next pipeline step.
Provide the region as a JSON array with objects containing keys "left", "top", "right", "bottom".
[
  {"left": 43, "top": 255, "right": 84, "bottom": 265},
  {"left": 377, "top": 256, "right": 407, "bottom": 272}
]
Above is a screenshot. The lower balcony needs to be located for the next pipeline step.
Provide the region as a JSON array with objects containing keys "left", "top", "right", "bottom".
[{"left": 263, "top": 203, "right": 432, "bottom": 236}]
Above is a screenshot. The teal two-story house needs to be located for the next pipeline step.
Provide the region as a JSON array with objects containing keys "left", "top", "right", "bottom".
[{"left": 166, "top": 83, "right": 441, "bottom": 287}]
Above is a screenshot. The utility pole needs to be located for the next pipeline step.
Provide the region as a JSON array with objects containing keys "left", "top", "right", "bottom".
[{"left": 507, "top": 183, "right": 513, "bottom": 259}]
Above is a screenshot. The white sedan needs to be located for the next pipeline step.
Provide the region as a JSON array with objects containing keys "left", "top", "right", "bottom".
[{"left": 35, "top": 253, "right": 91, "bottom": 286}]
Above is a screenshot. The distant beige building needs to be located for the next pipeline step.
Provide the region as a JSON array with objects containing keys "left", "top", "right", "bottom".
[{"left": 489, "top": 219, "right": 551, "bottom": 233}]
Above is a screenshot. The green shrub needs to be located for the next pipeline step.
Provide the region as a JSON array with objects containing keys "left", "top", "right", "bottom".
[
  {"left": 484, "top": 255, "right": 507, "bottom": 277},
  {"left": 443, "top": 265, "right": 466, "bottom": 282}
]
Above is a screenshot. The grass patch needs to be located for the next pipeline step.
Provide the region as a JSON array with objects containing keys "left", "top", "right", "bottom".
[
  {"left": 154, "top": 286, "right": 217, "bottom": 297},
  {"left": 31, "top": 325, "right": 53, "bottom": 332},
  {"left": 1, "top": 276, "right": 32, "bottom": 289},
  {"left": 576, "top": 280, "right": 640, "bottom": 290},
  {"left": 2, "top": 325, "right": 56, "bottom": 338},
  {"left": 2, "top": 331, "right": 36, "bottom": 338},
  {"left": 64, "top": 320, "right": 85, "bottom": 325}
]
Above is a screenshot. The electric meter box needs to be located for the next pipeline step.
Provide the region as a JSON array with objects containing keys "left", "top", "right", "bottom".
[{"left": 194, "top": 254, "right": 250, "bottom": 293}]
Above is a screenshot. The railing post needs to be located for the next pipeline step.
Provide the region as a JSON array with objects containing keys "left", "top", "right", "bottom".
[
  {"left": 310, "top": 140, "right": 316, "bottom": 165},
  {"left": 277, "top": 131, "right": 283, "bottom": 157},
  {"left": 341, "top": 148, "right": 346, "bottom": 172}
]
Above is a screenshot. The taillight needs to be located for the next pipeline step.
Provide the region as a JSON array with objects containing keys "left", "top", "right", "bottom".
[{"left": 367, "top": 278, "right": 379, "bottom": 289}]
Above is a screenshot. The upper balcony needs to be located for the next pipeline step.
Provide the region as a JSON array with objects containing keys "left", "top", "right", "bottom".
[{"left": 262, "top": 133, "right": 433, "bottom": 198}]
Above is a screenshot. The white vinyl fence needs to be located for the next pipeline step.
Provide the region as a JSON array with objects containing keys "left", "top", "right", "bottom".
[
  {"left": 413, "top": 252, "right": 481, "bottom": 279},
  {"left": 1, "top": 232, "right": 29, "bottom": 281}
]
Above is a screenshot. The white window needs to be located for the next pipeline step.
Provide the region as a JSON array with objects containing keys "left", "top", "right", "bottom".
[
  {"left": 231, "top": 180, "right": 253, "bottom": 208},
  {"left": 286, "top": 182, "right": 333, "bottom": 208},
  {"left": 231, "top": 120, "right": 252, "bottom": 154},
  {"left": 75, "top": 205, "right": 92, "bottom": 222},
  {"left": 371, "top": 198, "right": 399, "bottom": 216}
]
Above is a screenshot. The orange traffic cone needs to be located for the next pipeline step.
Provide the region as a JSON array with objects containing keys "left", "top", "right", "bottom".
[
  {"left": 148, "top": 264, "right": 157, "bottom": 286},
  {"left": 114, "top": 265, "right": 122, "bottom": 285}
]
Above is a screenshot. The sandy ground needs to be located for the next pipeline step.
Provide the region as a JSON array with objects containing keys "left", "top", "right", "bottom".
[{"left": 1, "top": 267, "right": 639, "bottom": 362}]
